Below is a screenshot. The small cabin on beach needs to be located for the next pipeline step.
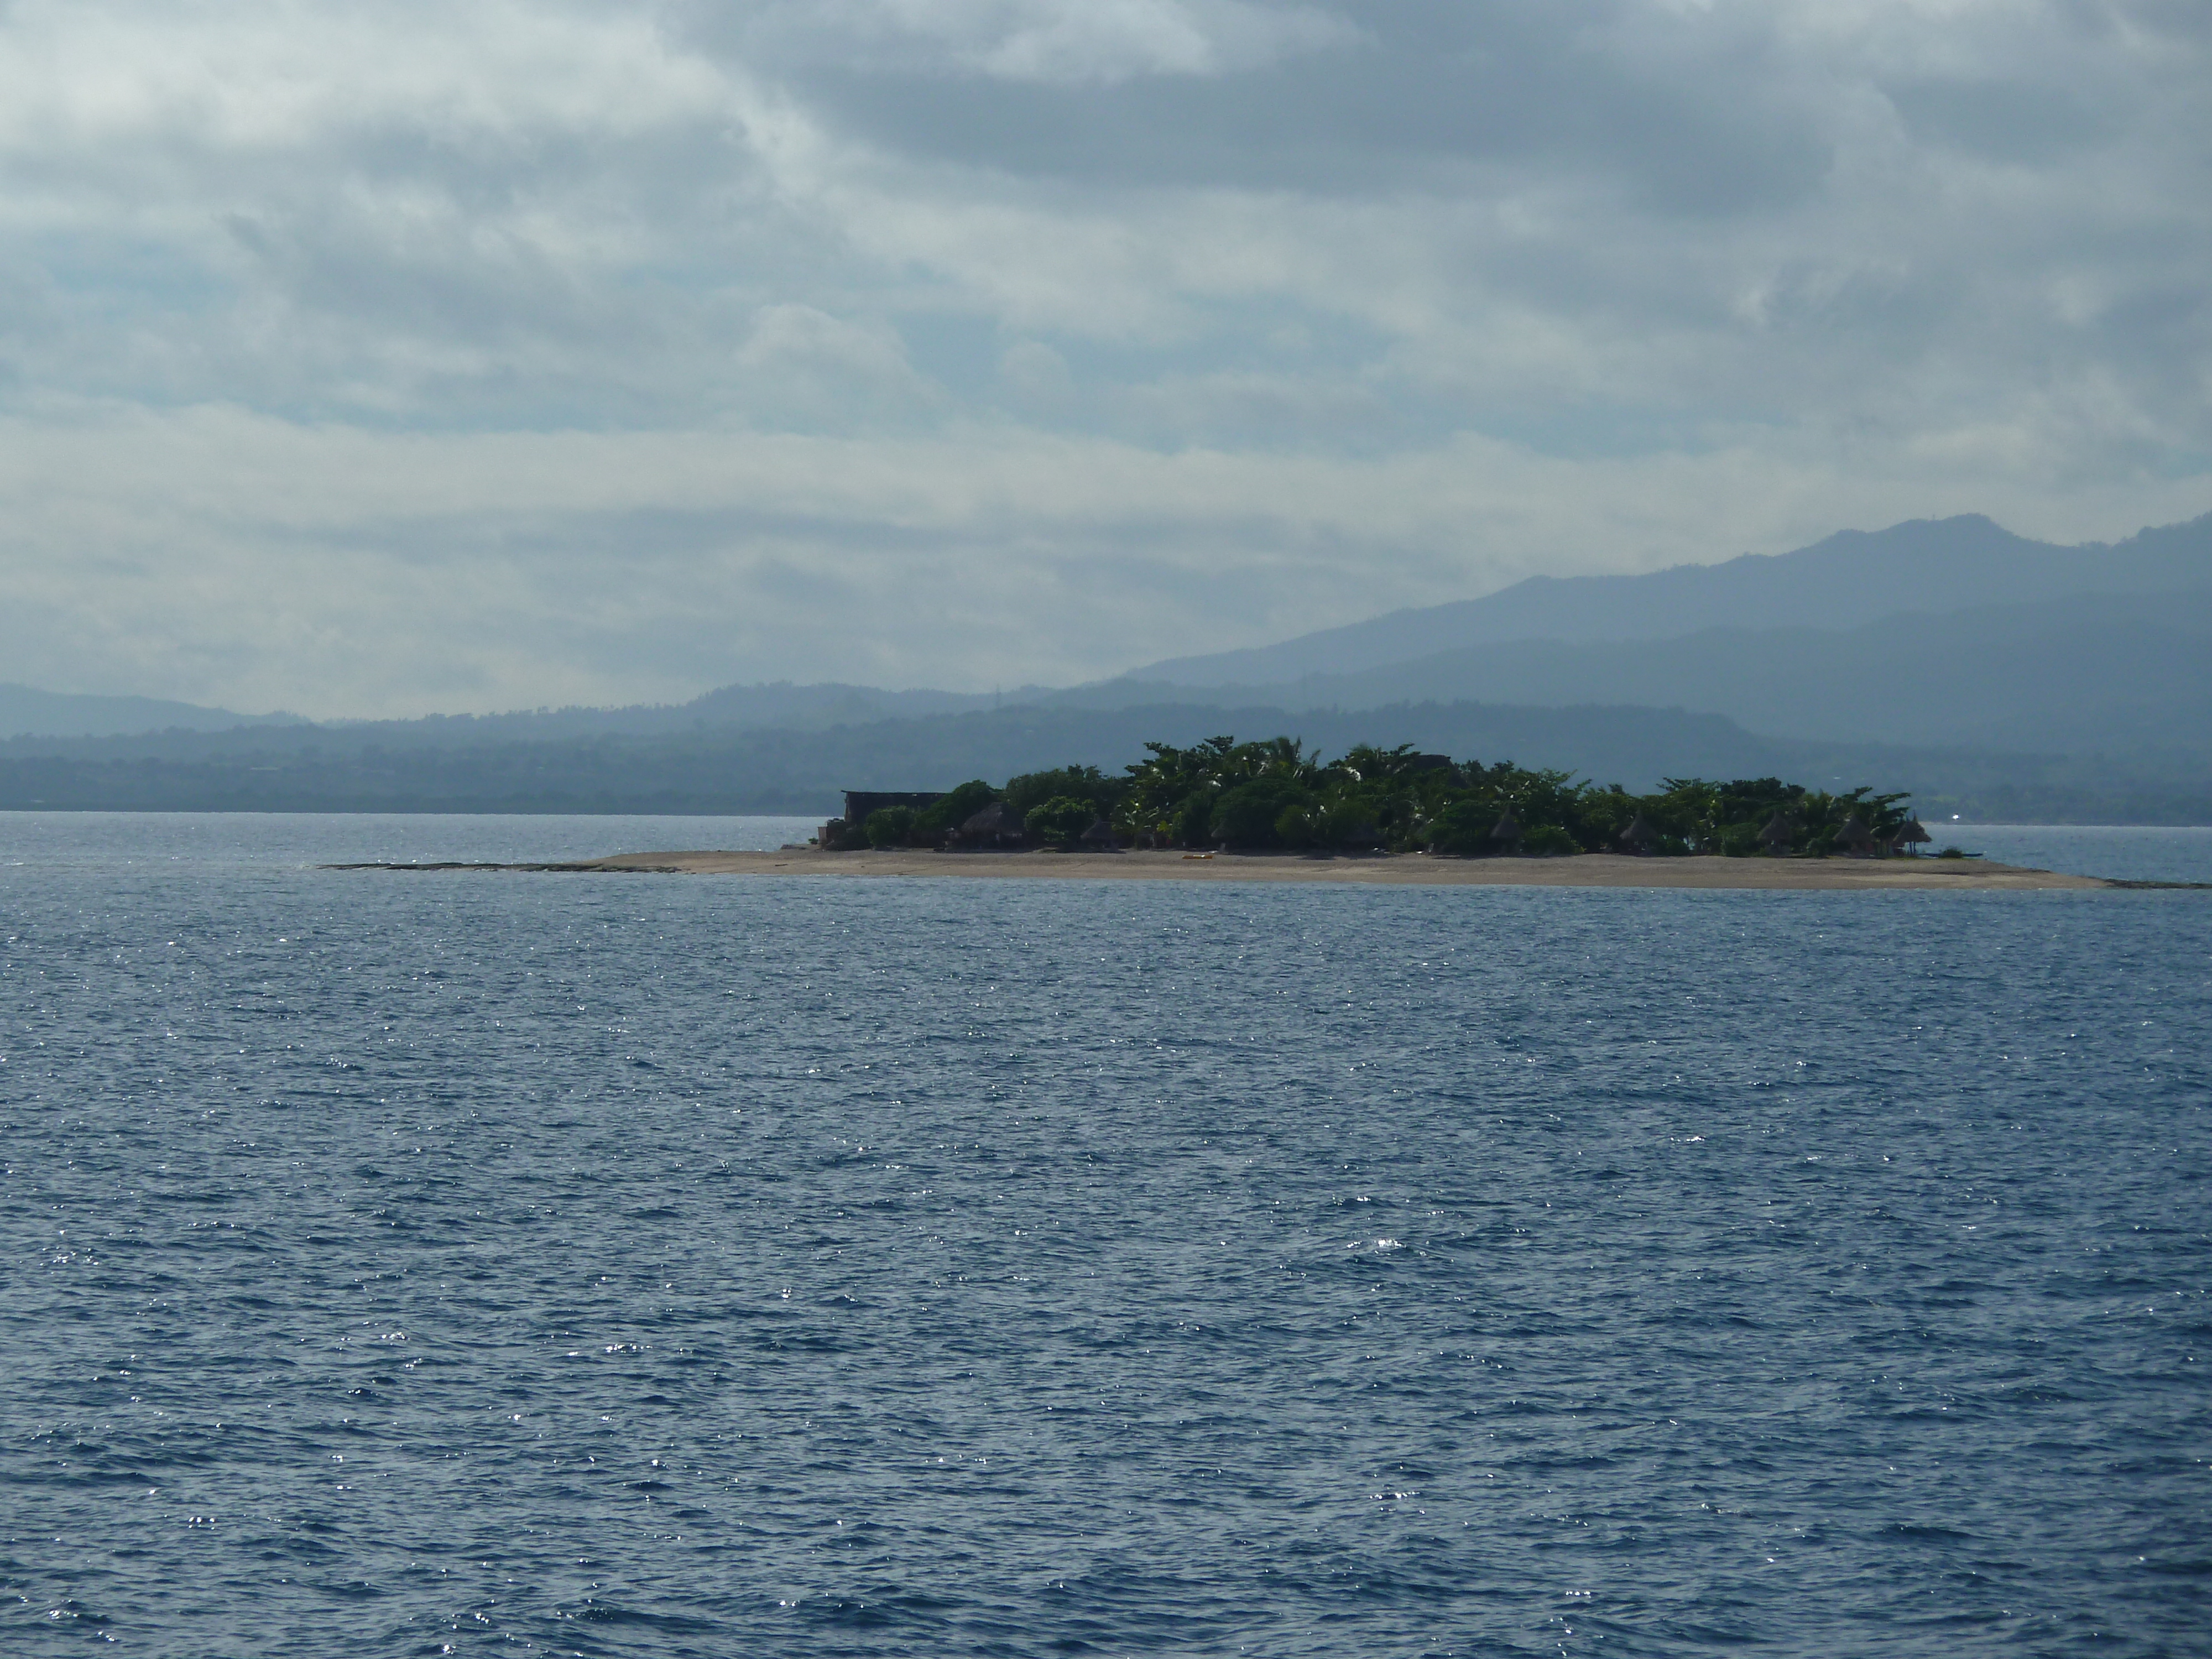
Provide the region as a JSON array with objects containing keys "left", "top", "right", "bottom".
[{"left": 816, "top": 790, "right": 946, "bottom": 851}]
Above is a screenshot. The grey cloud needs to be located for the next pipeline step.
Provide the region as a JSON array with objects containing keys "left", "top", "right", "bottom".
[
  {"left": 1884, "top": 79, "right": 2116, "bottom": 165},
  {"left": 0, "top": 0, "right": 2206, "bottom": 713},
  {"left": 732, "top": 304, "right": 947, "bottom": 429},
  {"left": 686, "top": 0, "right": 1355, "bottom": 84},
  {"left": 2111, "top": 0, "right": 2212, "bottom": 48},
  {"left": 776, "top": 3, "right": 1830, "bottom": 214}
]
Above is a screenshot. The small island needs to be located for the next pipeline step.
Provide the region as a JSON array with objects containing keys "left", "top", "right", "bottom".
[
  {"left": 812, "top": 738, "right": 1944, "bottom": 861},
  {"left": 331, "top": 735, "right": 2131, "bottom": 890}
]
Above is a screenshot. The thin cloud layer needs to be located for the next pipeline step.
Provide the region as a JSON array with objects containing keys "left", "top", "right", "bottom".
[{"left": 1, "top": 0, "right": 2205, "bottom": 713}]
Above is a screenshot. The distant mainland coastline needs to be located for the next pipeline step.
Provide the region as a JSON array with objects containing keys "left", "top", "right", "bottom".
[{"left": 9, "top": 703, "right": 2205, "bottom": 826}]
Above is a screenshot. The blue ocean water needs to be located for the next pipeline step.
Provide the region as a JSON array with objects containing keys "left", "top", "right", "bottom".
[
  {"left": 1929, "top": 824, "right": 2212, "bottom": 886},
  {"left": 2, "top": 816, "right": 2208, "bottom": 1657}
]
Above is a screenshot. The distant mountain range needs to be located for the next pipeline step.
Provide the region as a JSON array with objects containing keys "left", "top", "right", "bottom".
[
  {"left": 1056, "top": 587, "right": 2212, "bottom": 758},
  {"left": 4, "top": 509, "right": 2207, "bottom": 820},
  {"left": 7, "top": 698, "right": 2201, "bottom": 823},
  {"left": 1121, "top": 512, "right": 2212, "bottom": 684},
  {"left": 1061, "top": 510, "right": 2212, "bottom": 767},
  {"left": 0, "top": 679, "right": 1010, "bottom": 743},
  {"left": 0, "top": 682, "right": 305, "bottom": 740}
]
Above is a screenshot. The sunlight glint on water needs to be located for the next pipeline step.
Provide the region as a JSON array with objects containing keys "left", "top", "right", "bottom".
[{"left": 1, "top": 816, "right": 2205, "bottom": 1656}]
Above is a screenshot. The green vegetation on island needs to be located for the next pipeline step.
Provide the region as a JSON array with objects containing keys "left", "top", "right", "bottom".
[{"left": 826, "top": 736, "right": 1927, "bottom": 857}]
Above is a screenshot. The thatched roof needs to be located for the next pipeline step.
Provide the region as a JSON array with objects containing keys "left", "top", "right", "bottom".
[
  {"left": 1490, "top": 808, "right": 1522, "bottom": 843},
  {"left": 1834, "top": 812, "right": 1876, "bottom": 853},
  {"left": 1896, "top": 816, "right": 1932, "bottom": 844},
  {"left": 1618, "top": 812, "right": 1660, "bottom": 853},
  {"left": 1759, "top": 811, "right": 1795, "bottom": 848},
  {"left": 1079, "top": 817, "right": 1119, "bottom": 848},
  {"left": 960, "top": 801, "right": 1022, "bottom": 836}
]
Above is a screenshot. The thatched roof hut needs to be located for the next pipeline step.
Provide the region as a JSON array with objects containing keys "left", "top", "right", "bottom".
[
  {"left": 1490, "top": 807, "right": 1522, "bottom": 851},
  {"left": 1079, "top": 817, "right": 1121, "bottom": 851},
  {"left": 1618, "top": 812, "right": 1660, "bottom": 855},
  {"left": 1759, "top": 812, "right": 1795, "bottom": 854},
  {"left": 1833, "top": 812, "right": 1876, "bottom": 855},
  {"left": 1892, "top": 816, "right": 1932, "bottom": 854},
  {"left": 954, "top": 801, "right": 1025, "bottom": 848}
]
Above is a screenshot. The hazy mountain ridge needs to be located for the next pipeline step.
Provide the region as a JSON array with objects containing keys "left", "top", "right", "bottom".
[
  {"left": 3, "top": 700, "right": 1778, "bottom": 795},
  {"left": 0, "top": 682, "right": 306, "bottom": 740},
  {"left": 15, "top": 512, "right": 2205, "bottom": 752},
  {"left": 4, "top": 511, "right": 2206, "bottom": 821},
  {"left": 1125, "top": 512, "right": 2212, "bottom": 686},
  {"left": 1, "top": 681, "right": 1034, "bottom": 749},
  {"left": 334, "top": 681, "right": 1017, "bottom": 739},
  {"left": 1063, "top": 588, "right": 2212, "bottom": 759}
]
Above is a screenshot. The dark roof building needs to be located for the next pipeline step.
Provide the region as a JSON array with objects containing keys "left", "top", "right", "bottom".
[
  {"left": 1834, "top": 812, "right": 1877, "bottom": 855},
  {"left": 1618, "top": 812, "right": 1660, "bottom": 854},
  {"left": 843, "top": 790, "right": 945, "bottom": 825},
  {"left": 953, "top": 801, "right": 1026, "bottom": 848}
]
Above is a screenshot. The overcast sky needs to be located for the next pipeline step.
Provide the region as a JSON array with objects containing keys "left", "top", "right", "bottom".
[{"left": 3, "top": 0, "right": 2208, "bottom": 716}]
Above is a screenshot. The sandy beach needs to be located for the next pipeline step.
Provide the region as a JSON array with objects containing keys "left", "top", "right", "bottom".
[{"left": 342, "top": 848, "right": 2115, "bottom": 890}]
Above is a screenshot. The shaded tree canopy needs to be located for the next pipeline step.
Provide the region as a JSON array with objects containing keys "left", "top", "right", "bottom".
[{"left": 839, "top": 737, "right": 1914, "bottom": 857}]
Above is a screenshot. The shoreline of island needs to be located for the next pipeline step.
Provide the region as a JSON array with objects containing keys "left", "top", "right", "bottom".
[{"left": 325, "top": 848, "right": 2136, "bottom": 890}]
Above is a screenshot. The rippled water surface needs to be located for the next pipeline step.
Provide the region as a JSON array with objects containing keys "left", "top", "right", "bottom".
[
  {"left": 3, "top": 816, "right": 2208, "bottom": 1656},
  {"left": 1932, "top": 824, "right": 2212, "bottom": 885}
]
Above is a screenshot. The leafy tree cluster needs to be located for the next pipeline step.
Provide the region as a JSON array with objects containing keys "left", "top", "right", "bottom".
[{"left": 852, "top": 738, "right": 1914, "bottom": 857}]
